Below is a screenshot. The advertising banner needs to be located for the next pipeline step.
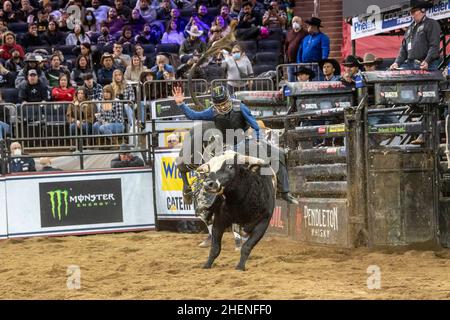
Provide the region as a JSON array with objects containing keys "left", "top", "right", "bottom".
[
  {"left": 351, "top": 0, "right": 450, "bottom": 40},
  {"left": 39, "top": 179, "right": 123, "bottom": 227},
  {"left": 154, "top": 150, "right": 196, "bottom": 219},
  {"left": 5, "top": 169, "right": 155, "bottom": 237},
  {"left": 0, "top": 178, "right": 7, "bottom": 238},
  {"left": 291, "top": 198, "right": 349, "bottom": 247}
]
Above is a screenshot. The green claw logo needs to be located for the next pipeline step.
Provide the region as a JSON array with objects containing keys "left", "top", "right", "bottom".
[{"left": 47, "top": 190, "right": 69, "bottom": 221}]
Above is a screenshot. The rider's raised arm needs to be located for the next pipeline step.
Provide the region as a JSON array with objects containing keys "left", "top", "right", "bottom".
[
  {"left": 178, "top": 103, "right": 216, "bottom": 121},
  {"left": 240, "top": 103, "right": 260, "bottom": 139}
]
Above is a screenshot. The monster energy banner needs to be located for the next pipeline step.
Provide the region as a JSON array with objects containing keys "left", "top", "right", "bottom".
[
  {"left": 151, "top": 95, "right": 212, "bottom": 119},
  {"left": 39, "top": 179, "right": 123, "bottom": 227}
]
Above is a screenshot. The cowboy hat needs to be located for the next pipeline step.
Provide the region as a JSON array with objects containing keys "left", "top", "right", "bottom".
[
  {"left": 304, "top": 17, "right": 323, "bottom": 28},
  {"left": 410, "top": 0, "right": 433, "bottom": 10},
  {"left": 342, "top": 55, "right": 363, "bottom": 67},
  {"left": 361, "top": 53, "right": 383, "bottom": 65},
  {"left": 100, "top": 52, "right": 113, "bottom": 65},
  {"left": 319, "top": 58, "right": 341, "bottom": 75},
  {"left": 187, "top": 25, "right": 203, "bottom": 37},
  {"left": 294, "top": 66, "right": 316, "bottom": 79}
]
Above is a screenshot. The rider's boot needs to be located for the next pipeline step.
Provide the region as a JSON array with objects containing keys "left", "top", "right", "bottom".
[{"left": 183, "top": 186, "right": 193, "bottom": 205}]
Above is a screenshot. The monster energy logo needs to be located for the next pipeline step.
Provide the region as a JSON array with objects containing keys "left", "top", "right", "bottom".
[{"left": 47, "top": 190, "right": 69, "bottom": 221}]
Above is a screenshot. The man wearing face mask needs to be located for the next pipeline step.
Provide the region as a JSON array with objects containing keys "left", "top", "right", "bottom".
[
  {"left": 9, "top": 142, "right": 36, "bottom": 173},
  {"left": 97, "top": 23, "right": 115, "bottom": 47},
  {"left": 284, "top": 16, "right": 307, "bottom": 82}
]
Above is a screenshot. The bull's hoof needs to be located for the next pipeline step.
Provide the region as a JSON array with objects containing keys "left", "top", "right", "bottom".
[
  {"left": 235, "top": 265, "right": 246, "bottom": 271},
  {"left": 202, "top": 263, "right": 212, "bottom": 269}
]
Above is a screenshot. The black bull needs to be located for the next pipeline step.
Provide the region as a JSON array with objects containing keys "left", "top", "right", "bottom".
[
  {"left": 175, "top": 122, "right": 279, "bottom": 270},
  {"left": 199, "top": 152, "right": 276, "bottom": 271}
]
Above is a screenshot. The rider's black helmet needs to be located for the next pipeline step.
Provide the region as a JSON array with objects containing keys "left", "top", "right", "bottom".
[{"left": 211, "top": 85, "right": 232, "bottom": 114}]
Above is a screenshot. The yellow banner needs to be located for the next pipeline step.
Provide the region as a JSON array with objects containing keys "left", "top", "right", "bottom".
[{"left": 161, "top": 157, "right": 196, "bottom": 191}]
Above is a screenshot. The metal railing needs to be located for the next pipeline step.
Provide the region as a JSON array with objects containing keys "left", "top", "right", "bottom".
[
  {"left": 210, "top": 77, "right": 274, "bottom": 95},
  {"left": 3, "top": 131, "right": 154, "bottom": 171},
  {"left": 276, "top": 63, "right": 321, "bottom": 86},
  {"left": 0, "top": 103, "right": 16, "bottom": 142}
]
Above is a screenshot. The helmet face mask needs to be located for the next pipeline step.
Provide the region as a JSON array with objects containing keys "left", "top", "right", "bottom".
[
  {"left": 211, "top": 85, "right": 231, "bottom": 114},
  {"left": 214, "top": 100, "right": 232, "bottom": 114}
]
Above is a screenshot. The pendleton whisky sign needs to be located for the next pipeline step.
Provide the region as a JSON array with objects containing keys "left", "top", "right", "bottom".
[{"left": 39, "top": 179, "right": 123, "bottom": 227}]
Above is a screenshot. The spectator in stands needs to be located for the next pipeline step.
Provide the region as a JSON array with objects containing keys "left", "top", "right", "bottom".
[
  {"left": 111, "top": 144, "right": 145, "bottom": 168},
  {"left": 341, "top": 55, "right": 363, "bottom": 85},
  {"left": 210, "top": 15, "right": 231, "bottom": 39},
  {"left": 82, "top": 73, "right": 103, "bottom": 101},
  {"left": 320, "top": 58, "right": 341, "bottom": 81},
  {"left": 237, "top": 1, "right": 259, "bottom": 29},
  {"left": 5, "top": 48, "right": 25, "bottom": 76},
  {"left": 36, "top": 10, "right": 49, "bottom": 34},
  {"left": 125, "top": 55, "right": 148, "bottom": 82},
  {"left": 118, "top": 26, "right": 136, "bottom": 48},
  {"left": 284, "top": 16, "right": 307, "bottom": 81},
  {"left": 111, "top": 69, "right": 136, "bottom": 126},
  {"left": 208, "top": 24, "right": 224, "bottom": 46},
  {"left": 135, "top": 23, "right": 160, "bottom": 45},
  {"left": 58, "top": 12, "right": 70, "bottom": 32},
  {"left": 78, "top": 43, "right": 99, "bottom": 70},
  {"left": 18, "top": 69, "right": 50, "bottom": 102},
  {"left": 21, "top": 22, "right": 46, "bottom": 48},
  {"left": 167, "top": 133, "right": 181, "bottom": 148},
  {"left": 71, "top": 55, "right": 96, "bottom": 87},
  {"left": 170, "top": 8, "right": 187, "bottom": 32},
  {"left": 43, "top": 20, "right": 66, "bottom": 46},
  {"left": 135, "top": 0, "right": 157, "bottom": 24},
  {"left": 129, "top": 8, "right": 147, "bottom": 34},
  {"left": 97, "top": 53, "right": 118, "bottom": 85},
  {"left": 16, "top": 0, "right": 37, "bottom": 23},
  {"left": 248, "top": 0, "right": 265, "bottom": 18},
  {"left": 150, "top": 53, "right": 175, "bottom": 80},
  {"left": 177, "top": 52, "right": 206, "bottom": 79},
  {"left": 82, "top": 9, "right": 98, "bottom": 35},
  {"left": 97, "top": 23, "right": 115, "bottom": 47},
  {"left": 295, "top": 66, "right": 315, "bottom": 82},
  {"left": 262, "top": 1, "right": 287, "bottom": 29},
  {"left": 39, "top": 157, "right": 63, "bottom": 172},
  {"left": 0, "top": 32, "right": 25, "bottom": 61},
  {"left": 105, "top": 7, "right": 126, "bottom": 36},
  {"left": 0, "top": 20, "right": 8, "bottom": 41},
  {"left": 390, "top": 1, "right": 441, "bottom": 71},
  {"left": 222, "top": 44, "right": 253, "bottom": 93},
  {"left": 140, "top": 70, "right": 156, "bottom": 100},
  {"left": 67, "top": 87, "right": 96, "bottom": 135},
  {"left": 0, "top": 119, "right": 9, "bottom": 140},
  {"left": 134, "top": 43, "right": 153, "bottom": 69},
  {"left": 361, "top": 53, "right": 383, "bottom": 72},
  {"left": 9, "top": 142, "right": 36, "bottom": 173},
  {"left": 66, "top": 24, "right": 91, "bottom": 46},
  {"left": 297, "top": 17, "right": 330, "bottom": 71},
  {"left": 230, "top": 0, "right": 242, "bottom": 20},
  {"left": 220, "top": 4, "right": 232, "bottom": 24},
  {"left": 185, "top": 5, "right": 213, "bottom": 38},
  {"left": 46, "top": 53, "right": 71, "bottom": 88},
  {"left": 115, "top": 0, "right": 132, "bottom": 20},
  {"left": 112, "top": 43, "right": 131, "bottom": 71},
  {"left": 15, "top": 54, "right": 48, "bottom": 87},
  {"left": 89, "top": 0, "right": 110, "bottom": 24},
  {"left": 51, "top": 74, "right": 75, "bottom": 102},
  {"left": 180, "top": 25, "right": 206, "bottom": 63},
  {"left": 1, "top": 1, "right": 19, "bottom": 23},
  {"left": 162, "top": 19, "right": 185, "bottom": 45},
  {"left": 93, "top": 84, "right": 125, "bottom": 135},
  {"left": 157, "top": 0, "right": 172, "bottom": 21}
]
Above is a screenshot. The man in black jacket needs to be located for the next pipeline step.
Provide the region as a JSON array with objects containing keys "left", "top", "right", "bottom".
[
  {"left": 18, "top": 69, "right": 50, "bottom": 103},
  {"left": 111, "top": 144, "right": 145, "bottom": 168}
]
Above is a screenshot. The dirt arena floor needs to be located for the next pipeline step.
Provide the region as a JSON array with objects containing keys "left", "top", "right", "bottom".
[{"left": 0, "top": 231, "right": 449, "bottom": 299}]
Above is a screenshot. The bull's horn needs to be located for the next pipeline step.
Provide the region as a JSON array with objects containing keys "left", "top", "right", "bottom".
[{"left": 239, "top": 155, "right": 269, "bottom": 166}]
